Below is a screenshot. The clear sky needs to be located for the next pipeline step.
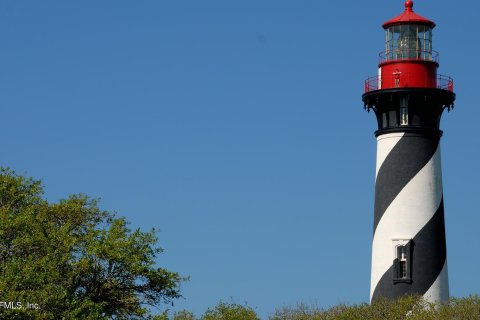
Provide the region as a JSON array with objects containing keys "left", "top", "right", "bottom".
[{"left": 1, "top": 0, "right": 479, "bottom": 318}]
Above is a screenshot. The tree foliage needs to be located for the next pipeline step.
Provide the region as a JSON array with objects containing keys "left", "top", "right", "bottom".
[
  {"left": 140, "top": 295, "right": 480, "bottom": 320},
  {"left": 0, "top": 168, "right": 184, "bottom": 319},
  {"left": 173, "top": 310, "right": 196, "bottom": 320},
  {"left": 200, "top": 301, "right": 259, "bottom": 320},
  {"left": 269, "top": 295, "right": 480, "bottom": 320}
]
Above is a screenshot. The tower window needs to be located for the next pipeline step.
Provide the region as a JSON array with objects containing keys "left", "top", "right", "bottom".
[
  {"left": 399, "top": 247, "right": 408, "bottom": 278},
  {"left": 400, "top": 107, "right": 408, "bottom": 125},
  {"left": 400, "top": 98, "right": 409, "bottom": 126},
  {"left": 393, "top": 239, "right": 413, "bottom": 284},
  {"left": 382, "top": 113, "right": 388, "bottom": 128}
]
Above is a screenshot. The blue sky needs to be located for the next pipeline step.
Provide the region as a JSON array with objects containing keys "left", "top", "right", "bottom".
[{"left": 1, "top": 0, "right": 479, "bottom": 318}]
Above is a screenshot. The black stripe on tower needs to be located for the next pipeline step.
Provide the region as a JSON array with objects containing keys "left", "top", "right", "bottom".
[
  {"left": 372, "top": 198, "right": 447, "bottom": 300},
  {"left": 373, "top": 136, "right": 440, "bottom": 236}
]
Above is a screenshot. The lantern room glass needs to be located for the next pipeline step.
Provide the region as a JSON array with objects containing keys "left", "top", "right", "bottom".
[{"left": 385, "top": 24, "right": 432, "bottom": 61}]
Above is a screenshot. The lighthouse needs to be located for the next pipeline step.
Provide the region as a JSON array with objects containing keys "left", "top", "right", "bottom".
[{"left": 362, "top": 1, "right": 455, "bottom": 302}]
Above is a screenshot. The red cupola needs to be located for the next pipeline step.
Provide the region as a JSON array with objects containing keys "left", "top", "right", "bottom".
[
  {"left": 365, "top": 0, "right": 453, "bottom": 92},
  {"left": 382, "top": 0, "right": 435, "bottom": 29}
]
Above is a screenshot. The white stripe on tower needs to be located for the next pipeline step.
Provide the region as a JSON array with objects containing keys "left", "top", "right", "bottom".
[
  {"left": 375, "top": 133, "right": 405, "bottom": 179},
  {"left": 370, "top": 132, "right": 448, "bottom": 302},
  {"left": 424, "top": 261, "right": 449, "bottom": 302}
]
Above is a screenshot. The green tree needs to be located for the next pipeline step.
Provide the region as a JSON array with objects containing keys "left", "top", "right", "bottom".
[
  {"left": 270, "top": 295, "right": 480, "bottom": 320},
  {"left": 173, "top": 310, "right": 196, "bottom": 320},
  {"left": 0, "top": 168, "right": 184, "bottom": 319},
  {"left": 201, "top": 301, "right": 259, "bottom": 320}
]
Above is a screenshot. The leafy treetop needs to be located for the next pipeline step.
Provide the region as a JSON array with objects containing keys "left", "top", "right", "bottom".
[{"left": 0, "top": 168, "right": 184, "bottom": 320}]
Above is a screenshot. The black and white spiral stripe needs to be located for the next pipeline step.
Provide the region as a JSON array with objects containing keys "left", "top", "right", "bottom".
[{"left": 370, "top": 132, "right": 449, "bottom": 302}]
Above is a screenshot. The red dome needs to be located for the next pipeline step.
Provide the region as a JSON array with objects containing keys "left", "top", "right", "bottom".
[{"left": 382, "top": 0, "right": 435, "bottom": 29}]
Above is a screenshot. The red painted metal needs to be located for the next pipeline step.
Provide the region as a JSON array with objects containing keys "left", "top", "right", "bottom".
[
  {"left": 383, "top": 1, "right": 435, "bottom": 29},
  {"left": 380, "top": 61, "right": 437, "bottom": 89}
]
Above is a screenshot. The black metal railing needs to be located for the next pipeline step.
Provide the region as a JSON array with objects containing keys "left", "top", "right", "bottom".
[
  {"left": 379, "top": 49, "right": 439, "bottom": 64},
  {"left": 364, "top": 74, "right": 454, "bottom": 93}
]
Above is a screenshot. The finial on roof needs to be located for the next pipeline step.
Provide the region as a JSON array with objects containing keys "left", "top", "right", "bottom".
[{"left": 405, "top": 0, "right": 414, "bottom": 11}]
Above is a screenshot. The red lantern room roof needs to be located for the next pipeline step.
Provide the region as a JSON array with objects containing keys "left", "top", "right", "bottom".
[{"left": 382, "top": 0, "right": 435, "bottom": 29}]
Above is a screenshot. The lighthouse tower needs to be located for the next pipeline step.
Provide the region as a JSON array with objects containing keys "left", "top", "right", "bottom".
[{"left": 362, "top": 1, "right": 455, "bottom": 302}]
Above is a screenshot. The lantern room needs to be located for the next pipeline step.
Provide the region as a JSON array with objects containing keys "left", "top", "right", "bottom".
[
  {"left": 384, "top": 24, "right": 433, "bottom": 61},
  {"left": 382, "top": 0, "right": 435, "bottom": 62},
  {"left": 364, "top": 0, "right": 453, "bottom": 93}
]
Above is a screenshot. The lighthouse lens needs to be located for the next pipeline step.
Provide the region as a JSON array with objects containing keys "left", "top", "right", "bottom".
[{"left": 397, "top": 26, "right": 421, "bottom": 59}]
